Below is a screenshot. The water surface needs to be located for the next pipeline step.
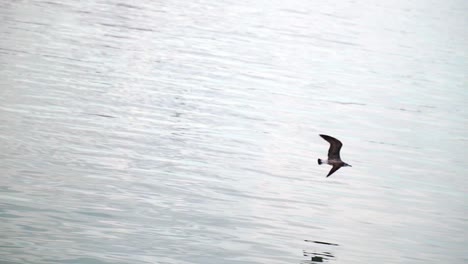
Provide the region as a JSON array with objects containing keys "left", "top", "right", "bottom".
[{"left": 1, "top": 0, "right": 467, "bottom": 263}]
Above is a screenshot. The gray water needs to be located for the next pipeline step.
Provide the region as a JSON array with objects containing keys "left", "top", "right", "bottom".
[{"left": 1, "top": 0, "right": 467, "bottom": 263}]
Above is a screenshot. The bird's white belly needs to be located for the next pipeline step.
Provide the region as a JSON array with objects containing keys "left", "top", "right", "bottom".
[{"left": 326, "top": 159, "right": 341, "bottom": 165}]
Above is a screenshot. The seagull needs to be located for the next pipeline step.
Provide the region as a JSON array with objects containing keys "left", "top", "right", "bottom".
[{"left": 318, "top": 134, "right": 351, "bottom": 177}]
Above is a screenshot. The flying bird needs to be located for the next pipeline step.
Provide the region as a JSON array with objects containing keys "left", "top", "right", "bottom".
[{"left": 318, "top": 134, "right": 351, "bottom": 177}]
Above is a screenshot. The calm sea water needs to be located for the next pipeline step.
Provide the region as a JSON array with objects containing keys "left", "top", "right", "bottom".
[{"left": 1, "top": 0, "right": 467, "bottom": 263}]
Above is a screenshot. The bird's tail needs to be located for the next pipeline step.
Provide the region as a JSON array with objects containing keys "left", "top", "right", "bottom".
[{"left": 318, "top": 159, "right": 322, "bottom": 165}]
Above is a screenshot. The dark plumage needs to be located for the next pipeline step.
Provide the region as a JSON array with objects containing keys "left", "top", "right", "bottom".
[{"left": 318, "top": 134, "right": 351, "bottom": 177}]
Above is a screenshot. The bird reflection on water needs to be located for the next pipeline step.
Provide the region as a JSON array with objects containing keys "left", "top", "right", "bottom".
[{"left": 301, "top": 240, "right": 339, "bottom": 263}]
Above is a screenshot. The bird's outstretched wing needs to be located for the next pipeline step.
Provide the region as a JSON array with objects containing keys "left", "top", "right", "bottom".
[
  {"left": 327, "top": 164, "right": 342, "bottom": 177},
  {"left": 320, "top": 134, "right": 343, "bottom": 160}
]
